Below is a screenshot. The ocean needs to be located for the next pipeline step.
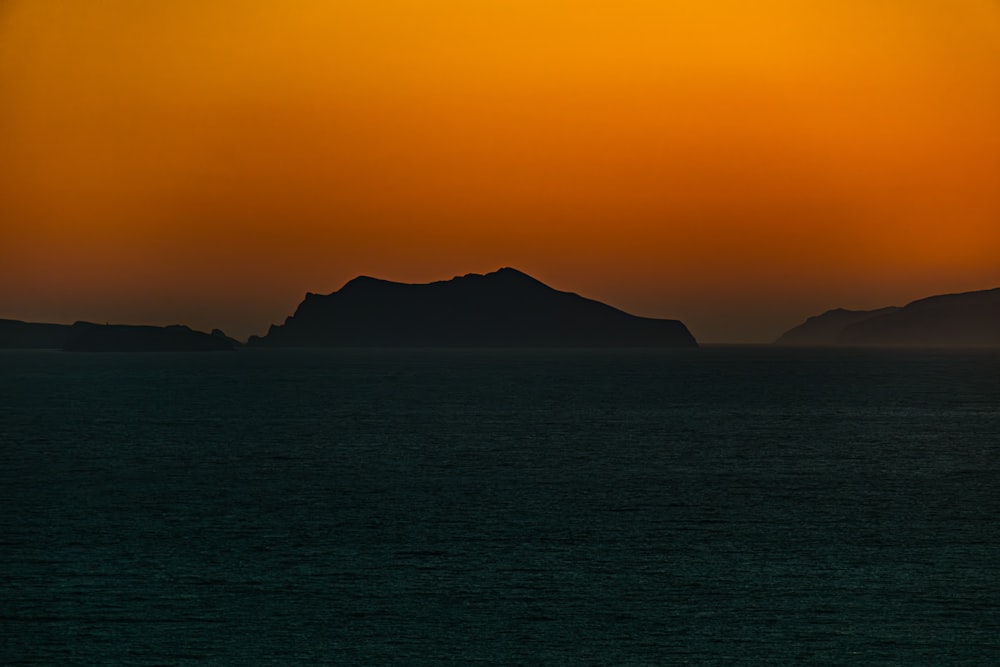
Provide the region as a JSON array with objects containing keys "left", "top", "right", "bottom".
[{"left": 2, "top": 347, "right": 999, "bottom": 664}]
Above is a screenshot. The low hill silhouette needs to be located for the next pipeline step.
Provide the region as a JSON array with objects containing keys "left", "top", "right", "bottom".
[
  {"left": 249, "top": 268, "right": 697, "bottom": 347},
  {"left": 0, "top": 319, "right": 73, "bottom": 348},
  {"left": 63, "top": 323, "right": 235, "bottom": 352},
  {"left": 777, "top": 287, "right": 1000, "bottom": 346},
  {"left": 0, "top": 319, "right": 234, "bottom": 351}
]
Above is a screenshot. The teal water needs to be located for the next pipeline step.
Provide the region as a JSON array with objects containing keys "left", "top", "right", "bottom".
[{"left": 2, "top": 348, "right": 999, "bottom": 664}]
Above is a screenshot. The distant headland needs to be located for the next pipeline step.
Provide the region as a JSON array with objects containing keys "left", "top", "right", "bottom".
[
  {"left": 776, "top": 286, "right": 1000, "bottom": 347},
  {"left": 248, "top": 267, "right": 697, "bottom": 348},
  {"left": 0, "top": 320, "right": 236, "bottom": 352}
]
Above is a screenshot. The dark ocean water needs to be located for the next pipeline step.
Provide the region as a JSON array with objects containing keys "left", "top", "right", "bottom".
[{"left": 2, "top": 347, "right": 999, "bottom": 665}]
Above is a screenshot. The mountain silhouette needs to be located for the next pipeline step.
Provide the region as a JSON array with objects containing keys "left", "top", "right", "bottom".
[
  {"left": 838, "top": 288, "right": 1000, "bottom": 346},
  {"left": 777, "top": 287, "right": 1000, "bottom": 346},
  {"left": 248, "top": 267, "right": 697, "bottom": 347},
  {"left": 774, "top": 307, "right": 900, "bottom": 346}
]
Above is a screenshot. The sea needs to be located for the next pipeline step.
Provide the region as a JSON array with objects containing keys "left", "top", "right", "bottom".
[{"left": 2, "top": 347, "right": 999, "bottom": 665}]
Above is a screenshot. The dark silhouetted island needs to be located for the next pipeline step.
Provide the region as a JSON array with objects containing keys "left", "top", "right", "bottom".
[
  {"left": 776, "top": 287, "right": 1000, "bottom": 346},
  {"left": 248, "top": 268, "right": 697, "bottom": 347},
  {"left": 64, "top": 323, "right": 235, "bottom": 352}
]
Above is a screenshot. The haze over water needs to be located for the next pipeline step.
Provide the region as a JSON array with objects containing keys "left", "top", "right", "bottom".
[{"left": 3, "top": 347, "right": 999, "bottom": 664}]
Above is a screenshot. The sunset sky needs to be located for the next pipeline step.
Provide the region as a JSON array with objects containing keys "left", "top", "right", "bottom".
[{"left": 2, "top": 0, "right": 999, "bottom": 342}]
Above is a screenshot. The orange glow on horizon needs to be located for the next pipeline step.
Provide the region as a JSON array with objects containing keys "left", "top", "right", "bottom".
[{"left": 2, "top": 0, "right": 999, "bottom": 342}]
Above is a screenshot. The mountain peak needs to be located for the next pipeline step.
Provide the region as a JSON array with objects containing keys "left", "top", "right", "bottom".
[
  {"left": 340, "top": 275, "right": 396, "bottom": 291},
  {"left": 455, "top": 267, "right": 549, "bottom": 290},
  {"left": 487, "top": 266, "right": 544, "bottom": 283},
  {"left": 335, "top": 268, "right": 548, "bottom": 295},
  {"left": 491, "top": 266, "right": 529, "bottom": 278}
]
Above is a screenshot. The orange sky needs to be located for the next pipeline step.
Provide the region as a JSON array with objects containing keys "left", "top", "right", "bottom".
[{"left": 2, "top": 0, "right": 999, "bottom": 342}]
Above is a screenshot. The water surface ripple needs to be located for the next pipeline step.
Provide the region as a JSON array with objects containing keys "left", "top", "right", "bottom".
[{"left": 2, "top": 347, "right": 999, "bottom": 664}]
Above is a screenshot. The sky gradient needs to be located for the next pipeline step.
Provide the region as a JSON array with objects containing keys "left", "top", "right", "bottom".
[{"left": 2, "top": 0, "right": 999, "bottom": 342}]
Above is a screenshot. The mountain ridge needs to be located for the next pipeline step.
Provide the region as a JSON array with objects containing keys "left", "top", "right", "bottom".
[
  {"left": 776, "top": 286, "right": 1000, "bottom": 347},
  {"left": 250, "top": 268, "right": 697, "bottom": 348},
  {"left": 775, "top": 307, "right": 901, "bottom": 346}
]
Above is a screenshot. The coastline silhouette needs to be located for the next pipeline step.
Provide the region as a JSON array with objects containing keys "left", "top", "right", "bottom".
[
  {"left": 5, "top": 275, "right": 1000, "bottom": 350},
  {"left": 776, "top": 287, "right": 1000, "bottom": 346}
]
